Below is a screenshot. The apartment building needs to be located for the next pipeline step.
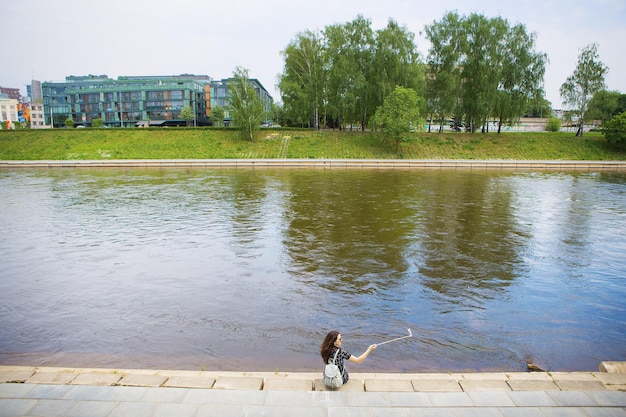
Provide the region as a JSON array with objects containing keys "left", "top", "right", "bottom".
[
  {"left": 210, "top": 77, "right": 274, "bottom": 124},
  {"left": 42, "top": 74, "right": 273, "bottom": 128},
  {"left": 42, "top": 74, "right": 210, "bottom": 127},
  {"left": 0, "top": 94, "right": 18, "bottom": 128}
]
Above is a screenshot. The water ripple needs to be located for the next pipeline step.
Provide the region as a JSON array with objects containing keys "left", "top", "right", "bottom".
[{"left": 1, "top": 169, "right": 625, "bottom": 372}]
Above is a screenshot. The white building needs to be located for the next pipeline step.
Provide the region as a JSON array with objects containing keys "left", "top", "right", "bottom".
[
  {"left": 30, "top": 102, "right": 50, "bottom": 128},
  {"left": 0, "top": 95, "right": 19, "bottom": 129}
]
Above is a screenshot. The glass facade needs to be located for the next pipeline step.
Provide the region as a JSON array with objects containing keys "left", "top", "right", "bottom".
[
  {"left": 209, "top": 78, "right": 274, "bottom": 124},
  {"left": 42, "top": 74, "right": 212, "bottom": 127},
  {"left": 42, "top": 74, "right": 275, "bottom": 127}
]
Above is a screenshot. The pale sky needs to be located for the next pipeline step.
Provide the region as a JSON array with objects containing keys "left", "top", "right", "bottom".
[{"left": 2, "top": 0, "right": 624, "bottom": 108}]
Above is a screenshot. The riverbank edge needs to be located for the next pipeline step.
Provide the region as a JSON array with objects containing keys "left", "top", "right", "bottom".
[
  {"left": 1, "top": 363, "right": 625, "bottom": 392},
  {"left": 1, "top": 159, "right": 626, "bottom": 171}
]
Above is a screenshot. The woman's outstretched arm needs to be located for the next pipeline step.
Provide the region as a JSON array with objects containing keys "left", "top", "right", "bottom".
[{"left": 349, "top": 344, "right": 377, "bottom": 364}]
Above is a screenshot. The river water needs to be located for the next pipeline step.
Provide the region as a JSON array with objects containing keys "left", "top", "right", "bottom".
[{"left": 0, "top": 168, "right": 625, "bottom": 373}]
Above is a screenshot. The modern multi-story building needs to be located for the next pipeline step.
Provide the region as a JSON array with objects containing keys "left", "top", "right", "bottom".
[
  {"left": 0, "top": 94, "right": 19, "bottom": 128},
  {"left": 27, "top": 80, "right": 43, "bottom": 103},
  {"left": 0, "top": 86, "right": 21, "bottom": 101},
  {"left": 209, "top": 77, "right": 274, "bottom": 125},
  {"left": 41, "top": 74, "right": 274, "bottom": 128},
  {"left": 42, "top": 74, "right": 211, "bottom": 128}
]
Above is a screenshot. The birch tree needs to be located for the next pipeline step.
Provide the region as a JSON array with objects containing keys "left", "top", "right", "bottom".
[
  {"left": 229, "top": 67, "right": 265, "bottom": 142},
  {"left": 425, "top": 12, "right": 547, "bottom": 133},
  {"left": 560, "top": 43, "right": 608, "bottom": 137},
  {"left": 279, "top": 30, "right": 327, "bottom": 129}
]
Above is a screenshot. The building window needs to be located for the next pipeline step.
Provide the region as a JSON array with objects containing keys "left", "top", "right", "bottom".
[
  {"left": 147, "top": 91, "right": 163, "bottom": 100},
  {"left": 121, "top": 92, "right": 141, "bottom": 101}
]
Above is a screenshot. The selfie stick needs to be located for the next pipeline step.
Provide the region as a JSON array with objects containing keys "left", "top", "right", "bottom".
[{"left": 377, "top": 328, "right": 413, "bottom": 346}]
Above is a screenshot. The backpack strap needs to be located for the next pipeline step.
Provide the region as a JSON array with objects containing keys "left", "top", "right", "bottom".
[{"left": 329, "top": 348, "right": 340, "bottom": 365}]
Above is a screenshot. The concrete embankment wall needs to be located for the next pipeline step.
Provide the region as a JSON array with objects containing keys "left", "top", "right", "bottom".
[{"left": 2, "top": 159, "right": 626, "bottom": 171}]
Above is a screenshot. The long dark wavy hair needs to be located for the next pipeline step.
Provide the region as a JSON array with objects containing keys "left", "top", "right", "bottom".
[{"left": 320, "top": 330, "right": 340, "bottom": 364}]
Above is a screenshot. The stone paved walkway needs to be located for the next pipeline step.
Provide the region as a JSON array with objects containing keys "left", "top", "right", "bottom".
[{"left": 1, "top": 363, "right": 625, "bottom": 416}]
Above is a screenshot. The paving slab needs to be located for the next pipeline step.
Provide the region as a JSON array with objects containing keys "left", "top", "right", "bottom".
[
  {"left": 554, "top": 380, "right": 608, "bottom": 391},
  {"left": 26, "top": 369, "right": 78, "bottom": 384},
  {"left": 142, "top": 387, "right": 188, "bottom": 403},
  {"left": 27, "top": 384, "right": 75, "bottom": 400},
  {"left": 594, "top": 372, "right": 626, "bottom": 383},
  {"left": 365, "top": 379, "right": 414, "bottom": 392},
  {"left": 0, "top": 398, "right": 38, "bottom": 416},
  {"left": 460, "top": 379, "right": 511, "bottom": 391},
  {"left": 66, "top": 400, "right": 119, "bottom": 417},
  {"left": 69, "top": 371, "right": 123, "bottom": 386},
  {"left": 27, "top": 398, "right": 78, "bottom": 416},
  {"left": 109, "top": 401, "right": 158, "bottom": 417},
  {"left": 196, "top": 403, "right": 244, "bottom": 417},
  {"left": 0, "top": 383, "right": 36, "bottom": 399},
  {"left": 498, "top": 407, "right": 547, "bottom": 417},
  {"left": 193, "top": 389, "right": 267, "bottom": 406},
  {"left": 213, "top": 376, "right": 264, "bottom": 390},
  {"left": 579, "top": 407, "right": 626, "bottom": 417},
  {"left": 547, "top": 391, "right": 600, "bottom": 407},
  {"left": 428, "top": 391, "right": 474, "bottom": 407},
  {"left": 263, "top": 378, "right": 313, "bottom": 391},
  {"left": 0, "top": 367, "right": 36, "bottom": 383},
  {"left": 408, "top": 373, "right": 465, "bottom": 380},
  {"left": 586, "top": 391, "right": 626, "bottom": 407},
  {"left": 461, "top": 372, "right": 509, "bottom": 381},
  {"left": 507, "top": 372, "right": 554, "bottom": 381},
  {"left": 387, "top": 392, "right": 432, "bottom": 407},
  {"left": 411, "top": 379, "right": 463, "bottom": 392},
  {"left": 507, "top": 379, "right": 560, "bottom": 391},
  {"left": 599, "top": 375, "right": 625, "bottom": 391},
  {"left": 85, "top": 385, "right": 148, "bottom": 402},
  {"left": 313, "top": 378, "right": 364, "bottom": 391},
  {"left": 600, "top": 362, "right": 626, "bottom": 373},
  {"left": 162, "top": 375, "right": 215, "bottom": 389},
  {"left": 550, "top": 372, "right": 598, "bottom": 381},
  {"left": 346, "top": 391, "right": 392, "bottom": 407},
  {"left": 264, "top": 390, "right": 317, "bottom": 406},
  {"left": 508, "top": 390, "right": 559, "bottom": 407},
  {"left": 153, "top": 402, "right": 200, "bottom": 417},
  {"left": 62, "top": 385, "right": 114, "bottom": 401},
  {"left": 308, "top": 391, "right": 351, "bottom": 407},
  {"left": 467, "top": 390, "right": 517, "bottom": 407},
  {"left": 118, "top": 373, "right": 168, "bottom": 387}
]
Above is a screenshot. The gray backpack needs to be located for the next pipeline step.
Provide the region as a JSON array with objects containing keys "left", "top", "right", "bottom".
[{"left": 323, "top": 349, "right": 343, "bottom": 389}]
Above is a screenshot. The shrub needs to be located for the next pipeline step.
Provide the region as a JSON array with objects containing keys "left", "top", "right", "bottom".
[
  {"left": 602, "top": 112, "right": 626, "bottom": 144},
  {"left": 546, "top": 118, "right": 561, "bottom": 132}
]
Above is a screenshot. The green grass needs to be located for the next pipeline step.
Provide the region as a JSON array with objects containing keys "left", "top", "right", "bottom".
[{"left": 1, "top": 127, "right": 625, "bottom": 161}]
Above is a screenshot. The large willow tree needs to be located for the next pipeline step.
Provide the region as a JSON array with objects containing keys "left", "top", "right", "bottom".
[
  {"left": 425, "top": 12, "right": 547, "bottom": 133},
  {"left": 279, "top": 30, "right": 326, "bottom": 129},
  {"left": 279, "top": 16, "right": 422, "bottom": 130}
]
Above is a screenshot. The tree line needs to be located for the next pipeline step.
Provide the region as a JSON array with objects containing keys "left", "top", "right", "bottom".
[
  {"left": 277, "top": 12, "right": 548, "bottom": 134},
  {"left": 227, "top": 12, "right": 624, "bottom": 144}
]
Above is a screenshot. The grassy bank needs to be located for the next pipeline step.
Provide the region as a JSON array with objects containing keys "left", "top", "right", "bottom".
[{"left": 1, "top": 128, "right": 625, "bottom": 161}]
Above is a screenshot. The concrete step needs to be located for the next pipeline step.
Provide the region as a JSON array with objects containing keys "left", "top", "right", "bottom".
[{"left": 1, "top": 365, "right": 625, "bottom": 392}]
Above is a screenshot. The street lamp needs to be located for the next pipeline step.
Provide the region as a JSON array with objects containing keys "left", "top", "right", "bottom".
[{"left": 193, "top": 94, "right": 197, "bottom": 127}]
